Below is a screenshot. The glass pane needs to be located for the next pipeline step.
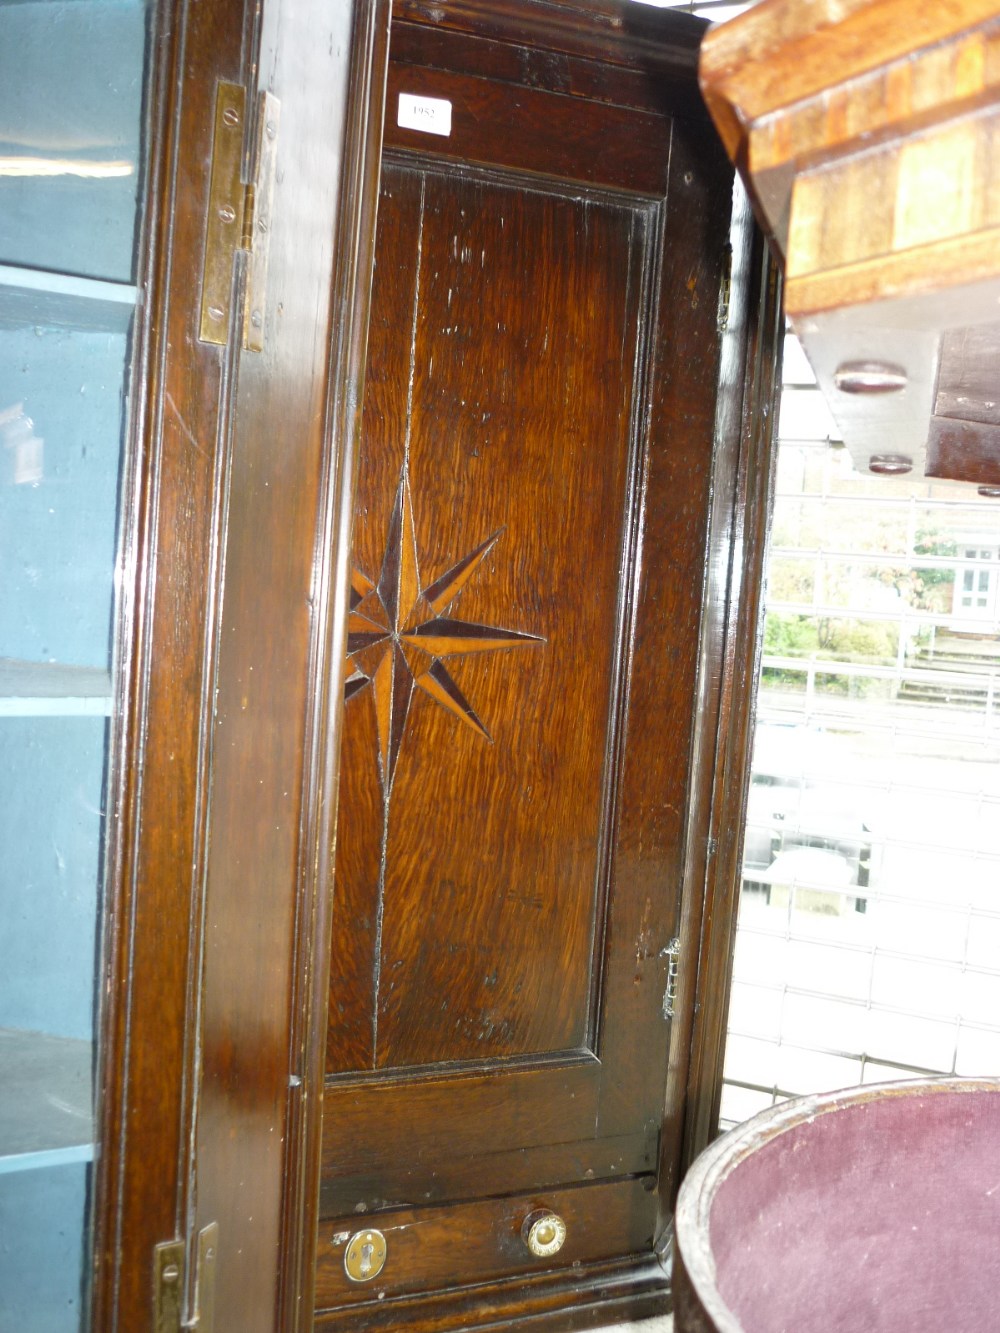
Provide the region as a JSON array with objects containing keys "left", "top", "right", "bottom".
[
  {"left": 0, "top": 2, "right": 149, "bottom": 1328},
  {"left": 0, "top": 2, "right": 146, "bottom": 283},
  {"left": 723, "top": 336, "right": 1000, "bottom": 1118}
]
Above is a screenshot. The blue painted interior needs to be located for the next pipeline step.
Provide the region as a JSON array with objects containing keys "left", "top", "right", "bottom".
[
  {"left": 0, "top": 717, "right": 106, "bottom": 1040},
  {"left": 0, "top": 325, "right": 128, "bottom": 669},
  {"left": 0, "top": 4, "right": 147, "bottom": 1326},
  {"left": 0, "top": 1, "right": 146, "bottom": 282},
  {"left": 0, "top": 1161, "right": 89, "bottom": 1332}
]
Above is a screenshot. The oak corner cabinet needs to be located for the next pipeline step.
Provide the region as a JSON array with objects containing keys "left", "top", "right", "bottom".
[
  {"left": 0, "top": 0, "right": 778, "bottom": 1327},
  {"left": 313, "top": 3, "right": 781, "bottom": 1330}
]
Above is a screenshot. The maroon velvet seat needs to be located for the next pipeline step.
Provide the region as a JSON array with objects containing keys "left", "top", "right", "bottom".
[{"left": 673, "top": 1078, "right": 1000, "bottom": 1332}]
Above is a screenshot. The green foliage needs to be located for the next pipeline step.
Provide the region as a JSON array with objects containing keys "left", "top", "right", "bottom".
[
  {"left": 913, "top": 528, "right": 958, "bottom": 559},
  {"left": 763, "top": 612, "right": 817, "bottom": 656},
  {"left": 817, "top": 617, "right": 898, "bottom": 665},
  {"left": 764, "top": 611, "right": 897, "bottom": 666}
]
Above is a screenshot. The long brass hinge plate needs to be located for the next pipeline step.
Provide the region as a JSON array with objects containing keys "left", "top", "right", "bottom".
[
  {"left": 199, "top": 83, "right": 279, "bottom": 350},
  {"left": 200, "top": 82, "right": 247, "bottom": 345},
  {"left": 663, "top": 936, "right": 681, "bottom": 1020}
]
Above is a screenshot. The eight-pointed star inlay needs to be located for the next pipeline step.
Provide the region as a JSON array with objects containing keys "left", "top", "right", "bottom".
[{"left": 345, "top": 471, "right": 544, "bottom": 795}]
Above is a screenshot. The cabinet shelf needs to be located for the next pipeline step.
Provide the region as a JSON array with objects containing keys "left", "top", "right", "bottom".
[
  {"left": 0, "top": 263, "right": 137, "bottom": 333},
  {"left": 0, "top": 659, "right": 112, "bottom": 716},
  {"left": 0, "top": 1029, "right": 93, "bottom": 1174}
]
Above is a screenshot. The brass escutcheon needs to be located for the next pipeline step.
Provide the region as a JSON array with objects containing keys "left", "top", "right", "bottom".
[{"left": 344, "top": 1228, "right": 387, "bottom": 1282}]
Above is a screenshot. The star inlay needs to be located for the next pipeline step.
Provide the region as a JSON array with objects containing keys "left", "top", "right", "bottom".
[{"left": 345, "top": 471, "right": 544, "bottom": 794}]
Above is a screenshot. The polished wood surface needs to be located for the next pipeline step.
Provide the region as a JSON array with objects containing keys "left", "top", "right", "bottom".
[
  {"left": 283, "top": 2, "right": 392, "bottom": 1324},
  {"left": 330, "top": 159, "right": 644, "bottom": 1074},
  {"left": 194, "top": 1, "right": 379, "bottom": 1327},
  {"left": 319, "top": 1178, "right": 657, "bottom": 1308},
  {"left": 319, "top": 1, "right": 746, "bottom": 1324},
  {"left": 91, "top": 1, "right": 385, "bottom": 1328},
  {"left": 69, "top": 0, "right": 775, "bottom": 1326},
  {"left": 673, "top": 214, "right": 784, "bottom": 1192},
  {"left": 93, "top": 1, "right": 253, "bottom": 1324},
  {"left": 700, "top": 0, "right": 1000, "bottom": 486}
]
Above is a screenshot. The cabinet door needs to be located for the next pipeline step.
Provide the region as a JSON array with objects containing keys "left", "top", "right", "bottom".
[
  {"left": 317, "top": 6, "right": 736, "bottom": 1326},
  {"left": 56, "top": 1, "right": 387, "bottom": 1330}
]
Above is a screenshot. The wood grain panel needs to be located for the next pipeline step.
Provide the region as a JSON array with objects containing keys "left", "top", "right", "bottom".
[
  {"left": 749, "top": 17, "right": 1000, "bottom": 179},
  {"left": 927, "top": 416, "right": 1000, "bottom": 486},
  {"left": 320, "top": 5, "right": 742, "bottom": 1320},
  {"left": 785, "top": 105, "right": 1000, "bottom": 285},
  {"left": 384, "top": 64, "right": 670, "bottom": 194},
  {"left": 699, "top": 0, "right": 1000, "bottom": 158},
  {"left": 316, "top": 1176, "right": 658, "bottom": 1309},
  {"left": 321, "top": 1130, "right": 657, "bottom": 1215},
  {"left": 935, "top": 322, "right": 1000, "bottom": 424},
  {"left": 592, "top": 114, "right": 735, "bottom": 1142},
  {"left": 326, "top": 167, "right": 423, "bottom": 1073},
  {"left": 381, "top": 167, "right": 645, "bottom": 1068},
  {"left": 328, "top": 159, "right": 651, "bottom": 1075},
  {"left": 322, "top": 1057, "right": 601, "bottom": 1212},
  {"left": 389, "top": 15, "right": 707, "bottom": 122}
]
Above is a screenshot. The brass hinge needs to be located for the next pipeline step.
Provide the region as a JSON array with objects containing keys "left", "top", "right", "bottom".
[
  {"left": 662, "top": 936, "right": 681, "bottom": 1020},
  {"left": 153, "top": 1222, "right": 218, "bottom": 1333},
  {"left": 199, "top": 81, "right": 280, "bottom": 352},
  {"left": 717, "top": 242, "right": 733, "bottom": 333}
]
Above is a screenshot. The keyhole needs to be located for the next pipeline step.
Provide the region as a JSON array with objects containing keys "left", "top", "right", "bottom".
[{"left": 344, "top": 1227, "right": 387, "bottom": 1282}]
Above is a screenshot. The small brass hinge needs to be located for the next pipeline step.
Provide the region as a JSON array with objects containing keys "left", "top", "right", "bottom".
[
  {"left": 153, "top": 1223, "right": 218, "bottom": 1333},
  {"left": 153, "top": 1239, "right": 184, "bottom": 1333},
  {"left": 662, "top": 936, "right": 681, "bottom": 1020},
  {"left": 717, "top": 243, "right": 733, "bottom": 334},
  {"left": 199, "top": 82, "right": 280, "bottom": 351}
]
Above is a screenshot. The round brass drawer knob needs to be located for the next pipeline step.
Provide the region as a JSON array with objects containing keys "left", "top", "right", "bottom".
[
  {"left": 523, "top": 1210, "right": 567, "bottom": 1258},
  {"left": 344, "top": 1228, "right": 387, "bottom": 1282}
]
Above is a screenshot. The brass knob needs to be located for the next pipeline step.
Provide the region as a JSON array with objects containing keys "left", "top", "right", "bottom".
[
  {"left": 344, "top": 1228, "right": 387, "bottom": 1282},
  {"left": 522, "top": 1210, "right": 567, "bottom": 1258}
]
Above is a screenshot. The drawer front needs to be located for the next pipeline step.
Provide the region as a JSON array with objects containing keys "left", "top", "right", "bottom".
[{"left": 315, "top": 1176, "right": 658, "bottom": 1310}]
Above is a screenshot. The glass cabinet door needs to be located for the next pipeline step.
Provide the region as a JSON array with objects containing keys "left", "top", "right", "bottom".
[{"left": 0, "top": 3, "right": 149, "bottom": 1328}]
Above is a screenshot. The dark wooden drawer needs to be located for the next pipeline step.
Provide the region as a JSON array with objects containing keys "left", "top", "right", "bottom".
[{"left": 314, "top": 1176, "right": 658, "bottom": 1311}]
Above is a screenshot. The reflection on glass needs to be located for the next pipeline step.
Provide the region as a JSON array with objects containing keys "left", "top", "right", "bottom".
[
  {"left": 0, "top": 0, "right": 149, "bottom": 1328},
  {"left": 722, "top": 345, "right": 1000, "bottom": 1132}
]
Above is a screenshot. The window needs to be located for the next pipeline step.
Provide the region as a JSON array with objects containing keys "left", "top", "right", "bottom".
[{"left": 720, "top": 335, "right": 1000, "bottom": 1128}]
